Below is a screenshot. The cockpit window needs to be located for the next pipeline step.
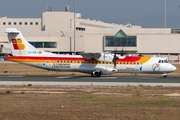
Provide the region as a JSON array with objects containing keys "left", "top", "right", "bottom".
[
  {"left": 158, "top": 60, "right": 168, "bottom": 63},
  {"left": 164, "top": 60, "right": 168, "bottom": 63}
]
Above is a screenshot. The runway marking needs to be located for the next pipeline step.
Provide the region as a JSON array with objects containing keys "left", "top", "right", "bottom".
[
  {"left": 1, "top": 81, "right": 180, "bottom": 86},
  {"left": 55, "top": 76, "right": 75, "bottom": 79},
  {"left": 136, "top": 77, "right": 157, "bottom": 79},
  {"left": 99, "top": 77, "right": 117, "bottom": 79}
]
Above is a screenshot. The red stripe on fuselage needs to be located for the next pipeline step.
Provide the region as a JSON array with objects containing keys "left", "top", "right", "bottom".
[
  {"left": 6, "top": 56, "right": 141, "bottom": 62},
  {"left": 116, "top": 56, "right": 141, "bottom": 62}
]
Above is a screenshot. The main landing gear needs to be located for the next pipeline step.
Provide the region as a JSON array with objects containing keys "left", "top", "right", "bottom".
[
  {"left": 91, "top": 72, "right": 101, "bottom": 77},
  {"left": 163, "top": 73, "right": 167, "bottom": 78}
]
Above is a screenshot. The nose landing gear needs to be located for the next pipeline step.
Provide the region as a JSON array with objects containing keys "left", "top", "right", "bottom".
[{"left": 163, "top": 73, "right": 167, "bottom": 78}]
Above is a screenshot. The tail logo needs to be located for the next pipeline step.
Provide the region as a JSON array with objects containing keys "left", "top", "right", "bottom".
[{"left": 12, "top": 39, "right": 25, "bottom": 50}]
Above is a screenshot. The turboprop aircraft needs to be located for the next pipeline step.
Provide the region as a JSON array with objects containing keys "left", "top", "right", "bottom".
[{"left": 5, "top": 28, "right": 176, "bottom": 77}]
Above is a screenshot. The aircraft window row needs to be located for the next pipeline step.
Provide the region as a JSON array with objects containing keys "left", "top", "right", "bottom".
[
  {"left": 54, "top": 60, "right": 142, "bottom": 65},
  {"left": 158, "top": 60, "right": 168, "bottom": 63},
  {"left": 3, "top": 22, "right": 39, "bottom": 25}
]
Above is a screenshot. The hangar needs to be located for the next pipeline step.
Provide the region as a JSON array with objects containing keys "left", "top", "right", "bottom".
[{"left": 0, "top": 11, "right": 180, "bottom": 61}]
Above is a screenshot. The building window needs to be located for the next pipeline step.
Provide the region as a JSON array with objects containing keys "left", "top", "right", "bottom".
[
  {"left": 35, "top": 22, "right": 38, "bottom": 25},
  {"left": 105, "top": 30, "right": 136, "bottom": 47},
  {"left": 8, "top": 22, "right": 11, "bottom": 25},
  {"left": 25, "top": 22, "right": 27, "bottom": 25},
  {"left": 14, "top": 22, "right": 16, "bottom": 25},
  {"left": 30, "top": 22, "right": 33, "bottom": 25},
  {"left": 3, "top": 22, "right": 6, "bottom": 25},
  {"left": 19, "top": 22, "right": 22, "bottom": 25},
  {"left": 29, "top": 42, "right": 57, "bottom": 48}
]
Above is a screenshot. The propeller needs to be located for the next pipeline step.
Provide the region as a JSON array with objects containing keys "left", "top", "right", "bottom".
[
  {"left": 120, "top": 48, "right": 126, "bottom": 56},
  {"left": 113, "top": 49, "right": 119, "bottom": 68}
]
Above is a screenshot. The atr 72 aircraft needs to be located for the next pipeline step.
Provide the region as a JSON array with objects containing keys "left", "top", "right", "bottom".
[{"left": 5, "top": 28, "right": 176, "bottom": 77}]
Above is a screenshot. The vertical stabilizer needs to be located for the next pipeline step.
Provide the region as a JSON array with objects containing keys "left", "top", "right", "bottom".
[{"left": 6, "top": 28, "right": 53, "bottom": 56}]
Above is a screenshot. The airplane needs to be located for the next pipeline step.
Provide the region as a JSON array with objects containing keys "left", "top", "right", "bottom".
[{"left": 5, "top": 28, "right": 177, "bottom": 78}]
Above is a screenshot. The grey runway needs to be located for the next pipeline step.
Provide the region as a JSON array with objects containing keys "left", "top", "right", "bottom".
[{"left": 0, "top": 75, "right": 180, "bottom": 86}]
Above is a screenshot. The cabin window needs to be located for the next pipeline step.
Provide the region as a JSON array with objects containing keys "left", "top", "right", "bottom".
[
  {"left": 123, "top": 62, "right": 125, "bottom": 65},
  {"left": 74, "top": 61, "right": 76, "bottom": 63},
  {"left": 64, "top": 60, "right": 66, "bottom": 63},
  {"left": 137, "top": 62, "right": 139, "bottom": 65},
  {"left": 127, "top": 62, "right": 129, "bottom": 65},
  {"left": 130, "top": 62, "right": 132, "bottom": 65},
  {"left": 67, "top": 61, "right": 69, "bottom": 63},
  {"left": 133, "top": 62, "right": 136, "bottom": 65},
  {"left": 120, "top": 62, "right": 122, "bottom": 64}
]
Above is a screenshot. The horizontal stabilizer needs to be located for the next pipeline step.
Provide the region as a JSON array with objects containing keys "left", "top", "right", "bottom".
[{"left": 6, "top": 28, "right": 20, "bottom": 34}]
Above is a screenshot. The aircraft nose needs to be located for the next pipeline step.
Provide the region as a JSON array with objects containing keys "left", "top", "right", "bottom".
[
  {"left": 172, "top": 65, "right": 177, "bottom": 71},
  {"left": 170, "top": 65, "right": 177, "bottom": 71}
]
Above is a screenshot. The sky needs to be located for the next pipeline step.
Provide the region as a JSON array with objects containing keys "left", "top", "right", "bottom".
[{"left": 0, "top": 0, "right": 180, "bottom": 28}]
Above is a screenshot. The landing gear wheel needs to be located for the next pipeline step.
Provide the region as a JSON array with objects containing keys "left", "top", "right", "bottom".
[
  {"left": 163, "top": 73, "right": 167, "bottom": 78},
  {"left": 95, "top": 72, "right": 101, "bottom": 77},
  {"left": 163, "top": 75, "right": 167, "bottom": 78},
  {"left": 91, "top": 73, "right": 94, "bottom": 77}
]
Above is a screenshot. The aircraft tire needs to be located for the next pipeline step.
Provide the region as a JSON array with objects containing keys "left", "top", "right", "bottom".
[
  {"left": 163, "top": 73, "right": 167, "bottom": 78},
  {"left": 163, "top": 75, "right": 167, "bottom": 78},
  {"left": 91, "top": 73, "right": 94, "bottom": 77}
]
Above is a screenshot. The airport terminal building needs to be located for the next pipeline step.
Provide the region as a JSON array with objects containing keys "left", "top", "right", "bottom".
[{"left": 0, "top": 11, "right": 180, "bottom": 61}]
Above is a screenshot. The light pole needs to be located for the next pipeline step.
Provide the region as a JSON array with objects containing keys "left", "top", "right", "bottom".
[
  {"left": 165, "top": 0, "right": 166, "bottom": 28},
  {"left": 74, "top": 0, "right": 76, "bottom": 55},
  {"left": 179, "top": 5, "right": 180, "bottom": 28}
]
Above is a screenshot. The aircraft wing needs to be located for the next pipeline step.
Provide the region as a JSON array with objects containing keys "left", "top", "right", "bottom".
[{"left": 79, "top": 52, "right": 101, "bottom": 60}]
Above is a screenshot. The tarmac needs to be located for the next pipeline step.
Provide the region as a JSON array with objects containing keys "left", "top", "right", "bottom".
[{"left": 0, "top": 75, "right": 180, "bottom": 86}]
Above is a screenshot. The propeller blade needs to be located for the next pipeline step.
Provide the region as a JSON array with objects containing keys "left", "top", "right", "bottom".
[
  {"left": 121, "top": 48, "right": 123, "bottom": 56},
  {"left": 113, "top": 49, "right": 117, "bottom": 68}
]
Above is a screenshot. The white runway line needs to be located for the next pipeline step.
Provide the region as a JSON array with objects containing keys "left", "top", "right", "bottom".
[
  {"left": 99, "top": 77, "right": 117, "bottom": 79},
  {"left": 56, "top": 76, "right": 75, "bottom": 79},
  {"left": 136, "top": 77, "right": 157, "bottom": 79},
  {"left": 1, "top": 81, "right": 180, "bottom": 87}
]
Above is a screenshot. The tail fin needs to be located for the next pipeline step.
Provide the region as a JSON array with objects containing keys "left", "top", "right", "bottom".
[{"left": 6, "top": 28, "right": 53, "bottom": 56}]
